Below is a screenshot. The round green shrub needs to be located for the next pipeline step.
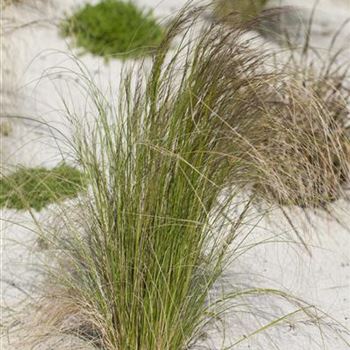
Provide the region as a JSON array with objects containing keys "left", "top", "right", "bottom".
[
  {"left": 61, "top": 0, "right": 164, "bottom": 59},
  {"left": 0, "top": 164, "right": 86, "bottom": 211}
]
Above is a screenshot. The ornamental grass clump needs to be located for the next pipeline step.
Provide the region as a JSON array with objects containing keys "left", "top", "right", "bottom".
[
  {"left": 32, "top": 5, "right": 350, "bottom": 349},
  {"left": 61, "top": 0, "right": 164, "bottom": 59},
  {"left": 35, "top": 8, "right": 270, "bottom": 349}
]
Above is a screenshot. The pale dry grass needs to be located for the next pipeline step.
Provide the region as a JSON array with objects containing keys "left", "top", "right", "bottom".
[
  {"left": 227, "top": 75, "right": 350, "bottom": 207},
  {"left": 211, "top": 1, "right": 350, "bottom": 208}
]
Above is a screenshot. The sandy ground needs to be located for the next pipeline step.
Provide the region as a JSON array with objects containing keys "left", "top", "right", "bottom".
[{"left": 1, "top": 0, "right": 350, "bottom": 349}]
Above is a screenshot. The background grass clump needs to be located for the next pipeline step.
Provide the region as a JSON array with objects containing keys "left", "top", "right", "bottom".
[
  {"left": 214, "top": 0, "right": 268, "bottom": 22},
  {"left": 61, "top": 0, "right": 164, "bottom": 59},
  {"left": 224, "top": 73, "right": 350, "bottom": 208},
  {"left": 0, "top": 164, "right": 86, "bottom": 211}
]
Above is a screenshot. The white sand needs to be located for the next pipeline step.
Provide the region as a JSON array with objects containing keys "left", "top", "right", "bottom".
[{"left": 1, "top": 0, "right": 350, "bottom": 349}]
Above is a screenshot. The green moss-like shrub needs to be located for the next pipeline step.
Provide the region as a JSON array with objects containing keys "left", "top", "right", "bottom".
[
  {"left": 0, "top": 164, "right": 86, "bottom": 211},
  {"left": 61, "top": 0, "right": 164, "bottom": 59}
]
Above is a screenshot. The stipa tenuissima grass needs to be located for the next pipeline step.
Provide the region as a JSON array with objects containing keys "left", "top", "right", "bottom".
[{"left": 27, "top": 4, "right": 350, "bottom": 350}]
